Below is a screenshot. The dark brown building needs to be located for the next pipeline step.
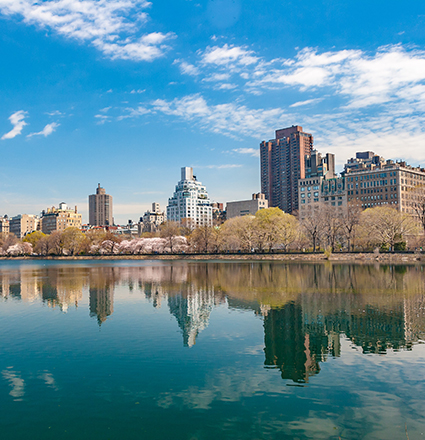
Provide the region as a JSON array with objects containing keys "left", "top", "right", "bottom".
[{"left": 260, "top": 126, "right": 313, "bottom": 213}]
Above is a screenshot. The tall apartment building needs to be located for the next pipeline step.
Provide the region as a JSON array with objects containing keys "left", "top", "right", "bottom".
[
  {"left": 9, "top": 214, "right": 39, "bottom": 238},
  {"left": 139, "top": 202, "right": 165, "bottom": 233},
  {"left": 260, "top": 126, "right": 313, "bottom": 214},
  {"left": 298, "top": 150, "right": 346, "bottom": 220},
  {"left": 344, "top": 152, "right": 425, "bottom": 214},
  {"left": 41, "top": 202, "right": 82, "bottom": 234},
  {"left": 0, "top": 215, "right": 9, "bottom": 234},
  {"left": 226, "top": 193, "right": 268, "bottom": 219},
  {"left": 166, "top": 167, "right": 212, "bottom": 227},
  {"left": 89, "top": 183, "right": 113, "bottom": 226}
]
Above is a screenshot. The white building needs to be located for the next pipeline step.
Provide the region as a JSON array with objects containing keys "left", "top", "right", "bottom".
[{"left": 167, "top": 167, "right": 213, "bottom": 227}]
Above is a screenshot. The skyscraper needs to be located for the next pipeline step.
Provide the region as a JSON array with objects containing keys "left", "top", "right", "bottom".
[
  {"left": 89, "top": 183, "right": 113, "bottom": 226},
  {"left": 166, "top": 167, "right": 212, "bottom": 227},
  {"left": 260, "top": 126, "right": 313, "bottom": 213}
]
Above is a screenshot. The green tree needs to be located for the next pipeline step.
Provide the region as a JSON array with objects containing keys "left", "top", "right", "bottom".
[{"left": 23, "top": 231, "right": 46, "bottom": 249}]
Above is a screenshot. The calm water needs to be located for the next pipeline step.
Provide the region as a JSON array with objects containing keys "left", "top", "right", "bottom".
[{"left": 1, "top": 260, "right": 425, "bottom": 440}]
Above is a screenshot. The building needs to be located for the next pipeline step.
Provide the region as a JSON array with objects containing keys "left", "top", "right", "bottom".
[
  {"left": 41, "top": 202, "right": 82, "bottom": 234},
  {"left": 344, "top": 152, "right": 425, "bottom": 214},
  {"left": 298, "top": 150, "right": 347, "bottom": 220},
  {"left": 139, "top": 202, "right": 165, "bottom": 233},
  {"left": 226, "top": 193, "right": 268, "bottom": 219},
  {"left": 211, "top": 202, "right": 226, "bottom": 225},
  {"left": 0, "top": 216, "right": 9, "bottom": 234},
  {"left": 89, "top": 183, "right": 113, "bottom": 226},
  {"left": 166, "top": 167, "right": 212, "bottom": 227},
  {"left": 260, "top": 126, "right": 313, "bottom": 214},
  {"left": 9, "top": 214, "right": 39, "bottom": 238}
]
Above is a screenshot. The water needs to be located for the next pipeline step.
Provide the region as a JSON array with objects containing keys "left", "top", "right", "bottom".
[{"left": 1, "top": 260, "right": 425, "bottom": 439}]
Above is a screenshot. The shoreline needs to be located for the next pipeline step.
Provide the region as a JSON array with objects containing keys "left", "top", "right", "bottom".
[{"left": 0, "top": 252, "right": 423, "bottom": 263}]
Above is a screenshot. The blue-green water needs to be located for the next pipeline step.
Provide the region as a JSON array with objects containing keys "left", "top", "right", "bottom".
[{"left": 1, "top": 260, "right": 425, "bottom": 439}]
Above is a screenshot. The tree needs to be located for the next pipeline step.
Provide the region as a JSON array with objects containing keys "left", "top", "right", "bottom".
[
  {"left": 160, "top": 221, "right": 181, "bottom": 253},
  {"left": 360, "top": 206, "right": 419, "bottom": 250},
  {"left": 0, "top": 233, "right": 18, "bottom": 254},
  {"left": 321, "top": 205, "right": 343, "bottom": 252},
  {"left": 221, "top": 216, "right": 256, "bottom": 252},
  {"left": 23, "top": 231, "right": 46, "bottom": 249},
  {"left": 190, "top": 226, "right": 213, "bottom": 253},
  {"left": 340, "top": 201, "right": 361, "bottom": 252},
  {"left": 62, "top": 227, "right": 85, "bottom": 255},
  {"left": 254, "top": 208, "right": 298, "bottom": 252},
  {"left": 300, "top": 208, "right": 325, "bottom": 252}
]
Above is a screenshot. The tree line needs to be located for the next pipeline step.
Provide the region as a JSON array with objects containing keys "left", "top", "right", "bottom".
[{"left": 0, "top": 205, "right": 424, "bottom": 256}]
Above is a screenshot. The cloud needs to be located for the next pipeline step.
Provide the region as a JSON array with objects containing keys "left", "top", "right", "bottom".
[
  {"left": 290, "top": 98, "right": 323, "bottom": 108},
  {"left": 205, "top": 164, "right": 242, "bottom": 169},
  {"left": 130, "top": 89, "right": 145, "bottom": 94},
  {"left": 0, "top": 0, "right": 175, "bottom": 61},
  {"left": 175, "top": 59, "right": 200, "bottom": 76},
  {"left": 45, "top": 110, "right": 62, "bottom": 116},
  {"left": 151, "top": 94, "right": 284, "bottom": 139},
  {"left": 27, "top": 122, "right": 59, "bottom": 137},
  {"left": 117, "top": 106, "right": 150, "bottom": 120},
  {"left": 1, "top": 110, "right": 28, "bottom": 140},
  {"left": 233, "top": 148, "right": 260, "bottom": 157},
  {"left": 201, "top": 44, "right": 258, "bottom": 66}
]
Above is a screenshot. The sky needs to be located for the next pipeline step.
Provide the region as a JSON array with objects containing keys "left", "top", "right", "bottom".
[{"left": 2, "top": 0, "right": 425, "bottom": 224}]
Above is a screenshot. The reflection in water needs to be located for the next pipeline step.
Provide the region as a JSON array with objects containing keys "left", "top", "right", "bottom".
[{"left": 1, "top": 262, "right": 425, "bottom": 382}]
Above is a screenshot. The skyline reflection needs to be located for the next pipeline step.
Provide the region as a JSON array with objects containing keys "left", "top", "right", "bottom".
[{"left": 1, "top": 261, "right": 424, "bottom": 383}]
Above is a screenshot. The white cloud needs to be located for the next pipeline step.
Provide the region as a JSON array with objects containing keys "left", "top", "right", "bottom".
[
  {"left": 205, "top": 164, "right": 242, "bottom": 169},
  {"left": 233, "top": 148, "right": 260, "bottom": 157},
  {"left": 1, "top": 110, "right": 28, "bottom": 140},
  {"left": 117, "top": 106, "right": 150, "bottom": 120},
  {"left": 27, "top": 122, "right": 59, "bottom": 137},
  {"left": 0, "top": 0, "right": 175, "bottom": 61},
  {"left": 152, "top": 94, "right": 284, "bottom": 139},
  {"left": 290, "top": 98, "right": 323, "bottom": 108},
  {"left": 130, "top": 89, "right": 145, "bottom": 94},
  {"left": 174, "top": 59, "right": 199, "bottom": 76},
  {"left": 202, "top": 44, "right": 258, "bottom": 66}
]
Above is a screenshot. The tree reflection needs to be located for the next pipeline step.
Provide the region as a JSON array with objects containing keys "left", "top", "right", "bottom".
[{"left": 1, "top": 262, "right": 425, "bottom": 374}]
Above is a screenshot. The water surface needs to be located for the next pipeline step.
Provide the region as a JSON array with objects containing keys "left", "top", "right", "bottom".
[{"left": 1, "top": 260, "right": 425, "bottom": 439}]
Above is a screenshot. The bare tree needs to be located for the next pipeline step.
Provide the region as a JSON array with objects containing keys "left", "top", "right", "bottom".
[
  {"left": 361, "top": 206, "right": 419, "bottom": 250},
  {"left": 159, "top": 221, "right": 181, "bottom": 253},
  {"left": 340, "top": 201, "right": 361, "bottom": 252},
  {"left": 300, "top": 208, "right": 325, "bottom": 252}
]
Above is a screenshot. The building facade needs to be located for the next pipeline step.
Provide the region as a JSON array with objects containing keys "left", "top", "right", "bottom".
[
  {"left": 260, "top": 126, "right": 313, "bottom": 214},
  {"left": 89, "top": 183, "right": 113, "bottom": 226},
  {"left": 9, "top": 214, "right": 39, "bottom": 238},
  {"left": 298, "top": 150, "right": 346, "bottom": 220},
  {"left": 166, "top": 167, "right": 212, "bottom": 227},
  {"left": 344, "top": 152, "right": 425, "bottom": 214},
  {"left": 0, "top": 216, "right": 9, "bottom": 234},
  {"left": 226, "top": 193, "right": 268, "bottom": 219},
  {"left": 139, "top": 202, "right": 165, "bottom": 233},
  {"left": 41, "top": 202, "right": 82, "bottom": 234}
]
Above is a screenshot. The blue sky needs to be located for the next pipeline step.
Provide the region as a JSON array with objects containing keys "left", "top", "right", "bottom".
[{"left": 2, "top": 0, "right": 425, "bottom": 223}]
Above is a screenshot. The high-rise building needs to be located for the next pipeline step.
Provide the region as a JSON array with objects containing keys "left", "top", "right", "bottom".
[
  {"left": 166, "top": 167, "right": 212, "bottom": 227},
  {"left": 41, "top": 202, "right": 82, "bottom": 234},
  {"left": 89, "top": 183, "right": 113, "bottom": 226},
  {"left": 9, "top": 214, "right": 39, "bottom": 238},
  {"left": 260, "top": 126, "right": 313, "bottom": 213}
]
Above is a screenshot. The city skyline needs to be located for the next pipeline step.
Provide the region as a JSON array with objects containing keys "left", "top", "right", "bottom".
[{"left": 2, "top": 1, "right": 425, "bottom": 223}]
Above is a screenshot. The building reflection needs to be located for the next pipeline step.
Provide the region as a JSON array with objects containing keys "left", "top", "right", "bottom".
[
  {"left": 1, "top": 261, "right": 425, "bottom": 382},
  {"left": 88, "top": 267, "right": 116, "bottom": 325}
]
